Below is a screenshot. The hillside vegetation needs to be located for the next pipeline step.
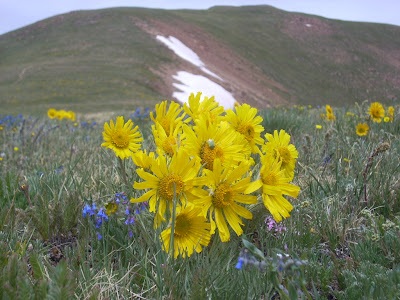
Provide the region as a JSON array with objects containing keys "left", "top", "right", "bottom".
[{"left": 0, "top": 5, "right": 399, "bottom": 114}]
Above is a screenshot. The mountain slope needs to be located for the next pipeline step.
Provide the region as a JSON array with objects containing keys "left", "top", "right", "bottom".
[{"left": 0, "top": 6, "right": 399, "bottom": 114}]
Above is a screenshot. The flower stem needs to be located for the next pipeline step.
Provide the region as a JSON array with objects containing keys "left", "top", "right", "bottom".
[{"left": 118, "top": 157, "right": 129, "bottom": 187}]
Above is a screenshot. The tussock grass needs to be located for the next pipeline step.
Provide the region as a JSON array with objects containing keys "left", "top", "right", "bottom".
[{"left": 1, "top": 102, "right": 400, "bottom": 299}]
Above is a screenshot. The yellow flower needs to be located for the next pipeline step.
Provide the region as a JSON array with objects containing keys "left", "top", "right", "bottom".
[
  {"left": 56, "top": 110, "right": 68, "bottom": 120},
  {"left": 131, "top": 150, "right": 156, "bottom": 170},
  {"left": 150, "top": 100, "right": 187, "bottom": 136},
  {"left": 356, "top": 123, "right": 369, "bottom": 136},
  {"left": 105, "top": 201, "right": 118, "bottom": 216},
  {"left": 47, "top": 108, "right": 57, "bottom": 119},
  {"left": 326, "top": 112, "right": 336, "bottom": 121},
  {"left": 0, "top": 126, "right": 3, "bottom": 130},
  {"left": 101, "top": 116, "right": 143, "bottom": 159},
  {"left": 182, "top": 117, "right": 250, "bottom": 171},
  {"left": 131, "top": 150, "right": 205, "bottom": 228},
  {"left": 74, "top": 123, "right": 78, "bottom": 126},
  {"left": 193, "top": 159, "right": 258, "bottom": 242},
  {"left": 225, "top": 103, "right": 264, "bottom": 154},
  {"left": 152, "top": 121, "right": 182, "bottom": 157},
  {"left": 246, "top": 155, "right": 300, "bottom": 222},
  {"left": 14, "top": 147, "right": 19, "bottom": 151},
  {"left": 0, "top": 157, "right": 3, "bottom": 161},
  {"left": 346, "top": 112, "right": 355, "bottom": 117},
  {"left": 368, "top": 102, "right": 385, "bottom": 123},
  {"left": 160, "top": 205, "right": 211, "bottom": 259},
  {"left": 343, "top": 158, "right": 351, "bottom": 163},
  {"left": 67, "top": 111, "right": 76, "bottom": 121},
  {"left": 262, "top": 130, "right": 298, "bottom": 181},
  {"left": 183, "top": 92, "right": 225, "bottom": 125},
  {"left": 316, "top": 125, "right": 322, "bottom": 129},
  {"left": 384, "top": 117, "right": 390, "bottom": 123},
  {"left": 388, "top": 106, "right": 394, "bottom": 115},
  {"left": 326, "top": 105, "right": 333, "bottom": 115},
  {"left": 31, "top": 132, "right": 35, "bottom": 136}
]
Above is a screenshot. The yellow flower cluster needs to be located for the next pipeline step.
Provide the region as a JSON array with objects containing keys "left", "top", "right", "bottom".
[
  {"left": 325, "top": 105, "right": 336, "bottom": 121},
  {"left": 47, "top": 108, "right": 76, "bottom": 121},
  {"left": 104, "top": 92, "right": 300, "bottom": 258}
]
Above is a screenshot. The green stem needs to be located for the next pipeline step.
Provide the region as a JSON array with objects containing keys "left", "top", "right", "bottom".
[
  {"left": 118, "top": 157, "right": 129, "bottom": 187},
  {"left": 169, "top": 183, "right": 177, "bottom": 260}
]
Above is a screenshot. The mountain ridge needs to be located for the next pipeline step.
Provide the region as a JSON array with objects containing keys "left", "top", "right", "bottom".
[{"left": 0, "top": 5, "right": 399, "bottom": 114}]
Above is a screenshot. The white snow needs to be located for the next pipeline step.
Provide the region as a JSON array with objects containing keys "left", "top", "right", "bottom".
[
  {"left": 172, "top": 71, "right": 236, "bottom": 109},
  {"left": 156, "top": 35, "right": 222, "bottom": 80},
  {"left": 305, "top": 23, "right": 312, "bottom": 27}
]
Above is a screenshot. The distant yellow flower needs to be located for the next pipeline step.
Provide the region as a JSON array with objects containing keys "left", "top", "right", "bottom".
[
  {"left": 356, "top": 123, "right": 369, "bottom": 136},
  {"left": 368, "top": 102, "right": 385, "bottom": 123},
  {"left": 31, "top": 132, "right": 35, "bottom": 136},
  {"left": 326, "top": 105, "right": 333, "bottom": 115},
  {"left": 101, "top": 116, "right": 143, "bottom": 159},
  {"left": 316, "top": 125, "right": 322, "bottom": 129},
  {"left": 384, "top": 117, "right": 390, "bottom": 123},
  {"left": 388, "top": 106, "right": 395, "bottom": 121},
  {"left": 308, "top": 105, "right": 312, "bottom": 108},
  {"left": 67, "top": 111, "right": 76, "bottom": 121},
  {"left": 131, "top": 150, "right": 204, "bottom": 228},
  {"left": 346, "top": 112, "right": 355, "bottom": 117},
  {"left": 0, "top": 157, "right": 3, "bottom": 161},
  {"left": 14, "top": 147, "right": 19, "bottom": 151},
  {"left": 74, "top": 123, "right": 78, "bottom": 126},
  {"left": 225, "top": 103, "right": 264, "bottom": 154},
  {"left": 0, "top": 126, "right": 3, "bottom": 130},
  {"left": 343, "top": 158, "right": 351, "bottom": 163},
  {"left": 262, "top": 130, "right": 298, "bottom": 181},
  {"left": 194, "top": 159, "right": 258, "bottom": 242},
  {"left": 47, "top": 108, "right": 57, "bottom": 119},
  {"left": 105, "top": 201, "right": 118, "bottom": 216},
  {"left": 160, "top": 206, "right": 211, "bottom": 259},
  {"left": 246, "top": 155, "right": 300, "bottom": 222},
  {"left": 326, "top": 112, "right": 336, "bottom": 121}
]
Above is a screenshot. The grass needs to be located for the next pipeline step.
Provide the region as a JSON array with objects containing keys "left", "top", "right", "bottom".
[{"left": 0, "top": 101, "right": 399, "bottom": 299}]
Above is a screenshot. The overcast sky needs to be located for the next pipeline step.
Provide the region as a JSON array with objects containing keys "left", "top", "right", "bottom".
[{"left": 1, "top": 0, "right": 399, "bottom": 35}]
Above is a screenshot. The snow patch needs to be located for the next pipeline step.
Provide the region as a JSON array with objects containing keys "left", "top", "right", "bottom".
[
  {"left": 172, "top": 71, "right": 236, "bottom": 109},
  {"left": 305, "top": 23, "right": 312, "bottom": 27},
  {"left": 156, "top": 35, "right": 222, "bottom": 80}
]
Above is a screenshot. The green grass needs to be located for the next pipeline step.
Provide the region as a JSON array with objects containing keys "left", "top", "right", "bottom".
[
  {"left": 0, "top": 6, "right": 399, "bottom": 115},
  {"left": 1, "top": 101, "right": 399, "bottom": 299}
]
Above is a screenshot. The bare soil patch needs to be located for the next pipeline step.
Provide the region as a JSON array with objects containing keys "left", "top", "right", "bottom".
[{"left": 131, "top": 17, "right": 291, "bottom": 108}]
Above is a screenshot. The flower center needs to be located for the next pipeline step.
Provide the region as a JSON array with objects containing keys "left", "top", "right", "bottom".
[
  {"left": 277, "top": 146, "right": 291, "bottom": 164},
  {"left": 159, "top": 174, "right": 184, "bottom": 201},
  {"left": 371, "top": 108, "right": 381, "bottom": 118},
  {"left": 212, "top": 183, "right": 233, "bottom": 208},
  {"left": 111, "top": 130, "right": 130, "bottom": 149},
  {"left": 237, "top": 122, "right": 255, "bottom": 141},
  {"left": 358, "top": 127, "right": 365, "bottom": 133},
  {"left": 174, "top": 214, "right": 192, "bottom": 238},
  {"left": 262, "top": 172, "right": 278, "bottom": 186},
  {"left": 200, "top": 141, "right": 224, "bottom": 170},
  {"left": 162, "top": 136, "right": 176, "bottom": 157}
]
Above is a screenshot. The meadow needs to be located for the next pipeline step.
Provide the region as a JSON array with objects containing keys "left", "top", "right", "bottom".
[{"left": 0, "top": 96, "right": 399, "bottom": 299}]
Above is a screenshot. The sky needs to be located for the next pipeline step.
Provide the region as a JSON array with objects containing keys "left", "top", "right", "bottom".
[{"left": 1, "top": 0, "right": 399, "bottom": 35}]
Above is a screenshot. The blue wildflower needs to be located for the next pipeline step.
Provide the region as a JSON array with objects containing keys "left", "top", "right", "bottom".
[
  {"left": 96, "top": 232, "right": 102, "bottom": 240},
  {"left": 235, "top": 257, "right": 244, "bottom": 270},
  {"left": 83, "top": 204, "right": 92, "bottom": 217}
]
